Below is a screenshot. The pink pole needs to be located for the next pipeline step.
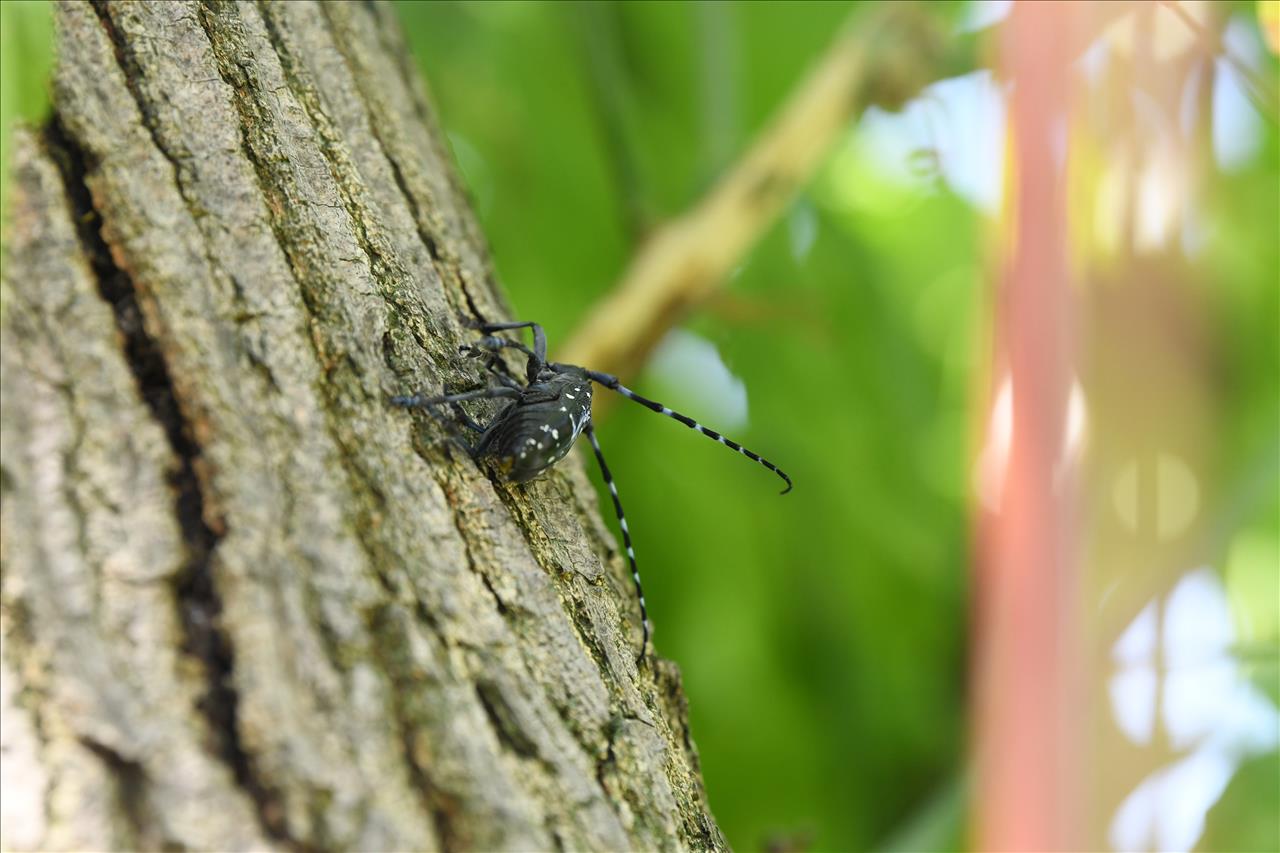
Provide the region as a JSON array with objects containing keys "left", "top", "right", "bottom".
[{"left": 974, "top": 3, "right": 1083, "bottom": 849}]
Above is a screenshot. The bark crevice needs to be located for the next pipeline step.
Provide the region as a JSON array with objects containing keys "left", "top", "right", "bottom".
[
  {"left": 254, "top": 0, "right": 438, "bottom": 350},
  {"left": 312, "top": 4, "right": 457, "bottom": 319},
  {"left": 79, "top": 737, "right": 148, "bottom": 848},
  {"left": 319, "top": 1, "right": 499, "bottom": 326},
  {"left": 186, "top": 0, "right": 408, "bottom": 590},
  {"left": 38, "top": 115, "right": 294, "bottom": 849},
  {"left": 362, "top": 603, "right": 462, "bottom": 853}
]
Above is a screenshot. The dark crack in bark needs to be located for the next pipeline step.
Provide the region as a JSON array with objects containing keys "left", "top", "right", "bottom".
[
  {"left": 363, "top": 603, "right": 464, "bottom": 853},
  {"left": 39, "top": 115, "right": 294, "bottom": 849},
  {"left": 79, "top": 738, "right": 148, "bottom": 849}
]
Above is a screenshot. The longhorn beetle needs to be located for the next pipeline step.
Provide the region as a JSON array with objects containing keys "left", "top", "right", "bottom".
[{"left": 391, "top": 320, "right": 791, "bottom": 663}]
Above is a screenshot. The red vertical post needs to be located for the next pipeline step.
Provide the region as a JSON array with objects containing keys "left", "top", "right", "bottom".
[{"left": 974, "top": 2, "right": 1082, "bottom": 850}]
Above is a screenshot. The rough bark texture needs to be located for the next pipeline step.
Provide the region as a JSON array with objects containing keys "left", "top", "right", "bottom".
[{"left": 0, "top": 2, "right": 725, "bottom": 850}]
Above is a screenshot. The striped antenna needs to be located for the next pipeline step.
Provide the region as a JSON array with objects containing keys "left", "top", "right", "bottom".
[
  {"left": 578, "top": 368, "right": 793, "bottom": 494},
  {"left": 585, "top": 423, "right": 650, "bottom": 664}
]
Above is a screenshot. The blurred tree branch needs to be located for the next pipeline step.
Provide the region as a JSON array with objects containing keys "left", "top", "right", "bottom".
[
  {"left": 1157, "top": 0, "right": 1279, "bottom": 124},
  {"left": 557, "top": 2, "right": 977, "bottom": 382}
]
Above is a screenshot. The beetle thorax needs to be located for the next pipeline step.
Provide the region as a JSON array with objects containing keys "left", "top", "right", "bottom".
[{"left": 487, "top": 372, "right": 593, "bottom": 482}]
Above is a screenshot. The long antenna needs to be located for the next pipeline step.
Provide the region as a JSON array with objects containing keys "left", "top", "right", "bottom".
[
  {"left": 585, "top": 423, "right": 651, "bottom": 663},
  {"left": 575, "top": 367, "right": 793, "bottom": 494}
]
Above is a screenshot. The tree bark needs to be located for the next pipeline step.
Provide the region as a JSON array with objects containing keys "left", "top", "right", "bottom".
[{"left": 0, "top": 2, "right": 724, "bottom": 850}]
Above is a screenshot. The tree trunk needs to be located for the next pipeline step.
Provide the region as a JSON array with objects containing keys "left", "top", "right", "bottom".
[{"left": 0, "top": 2, "right": 724, "bottom": 850}]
